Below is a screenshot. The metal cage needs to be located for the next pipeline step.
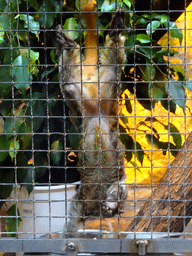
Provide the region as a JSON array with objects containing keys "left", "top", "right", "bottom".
[{"left": 0, "top": 0, "right": 192, "bottom": 255}]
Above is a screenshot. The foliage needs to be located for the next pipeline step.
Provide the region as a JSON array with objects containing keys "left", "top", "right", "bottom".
[
  {"left": 5, "top": 204, "right": 22, "bottom": 237},
  {"left": 0, "top": 0, "right": 190, "bottom": 233}
]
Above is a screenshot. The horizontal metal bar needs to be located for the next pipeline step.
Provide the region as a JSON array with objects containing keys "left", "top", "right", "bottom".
[
  {"left": 0, "top": 238, "right": 23, "bottom": 253},
  {"left": 23, "top": 254, "right": 174, "bottom": 256},
  {"left": 0, "top": 238, "right": 192, "bottom": 254},
  {"left": 122, "top": 239, "right": 192, "bottom": 254}
]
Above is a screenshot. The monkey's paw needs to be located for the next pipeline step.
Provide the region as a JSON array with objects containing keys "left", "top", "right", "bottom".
[
  {"left": 109, "top": 7, "right": 126, "bottom": 37},
  {"left": 102, "top": 183, "right": 127, "bottom": 217},
  {"left": 56, "top": 25, "right": 77, "bottom": 55}
]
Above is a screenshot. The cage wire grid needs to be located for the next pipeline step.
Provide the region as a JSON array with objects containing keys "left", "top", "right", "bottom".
[{"left": 0, "top": 0, "right": 192, "bottom": 255}]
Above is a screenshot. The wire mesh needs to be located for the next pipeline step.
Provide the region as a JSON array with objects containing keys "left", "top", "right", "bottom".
[{"left": 0, "top": 0, "right": 192, "bottom": 254}]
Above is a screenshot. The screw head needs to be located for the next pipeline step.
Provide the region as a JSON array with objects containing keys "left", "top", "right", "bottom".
[{"left": 67, "top": 242, "right": 76, "bottom": 251}]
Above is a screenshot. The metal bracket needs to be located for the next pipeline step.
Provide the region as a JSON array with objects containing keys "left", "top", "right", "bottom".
[{"left": 136, "top": 240, "right": 149, "bottom": 255}]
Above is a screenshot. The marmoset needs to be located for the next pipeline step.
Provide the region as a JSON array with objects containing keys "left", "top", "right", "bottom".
[{"left": 56, "top": 0, "right": 128, "bottom": 236}]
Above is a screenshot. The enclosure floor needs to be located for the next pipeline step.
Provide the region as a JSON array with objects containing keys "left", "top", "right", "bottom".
[
  {"left": 85, "top": 187, "right": 152, "bottom": 231},
  {"left": 1, "top": 187, "right": 192, "bottom": 256},
  {"left": 85, "top": 187, "right": 192, "bottom": 239}
]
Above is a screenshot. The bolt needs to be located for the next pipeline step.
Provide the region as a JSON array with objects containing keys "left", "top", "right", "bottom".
[
  {"left": 136, "top": 240, "right": 148, "bottom": 256},
  {"left": 67, "top": 242, "right": 76, "bottom": 251}
]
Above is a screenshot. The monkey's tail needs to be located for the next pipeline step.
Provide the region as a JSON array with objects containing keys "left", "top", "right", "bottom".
[{"left": 81, "top": 0, "right": 98, "bottom": 78}]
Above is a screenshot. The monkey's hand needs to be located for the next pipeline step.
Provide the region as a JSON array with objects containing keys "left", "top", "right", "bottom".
[
  {"left": 102, "top": 182, "right": 127, "bottom": 217},
  {"left": 56, "top": 24, "right": 77, "bottom": 56},
  {"left": 109, "top": 7, "right": 126, "bottom": 38}
]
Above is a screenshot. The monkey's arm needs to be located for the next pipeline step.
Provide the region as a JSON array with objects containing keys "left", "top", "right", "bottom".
[
  {"left": 99, "top": 8, "right": 126, "bottom": 100},
  {"left": 99, "top": 8, "right": 128, "bottom": 214},
  {"left": 56, "top": 25, "right": 82, "bottom": 126},
  {"left": 100, "top": 8, "right": 126, "bottom": 67}
]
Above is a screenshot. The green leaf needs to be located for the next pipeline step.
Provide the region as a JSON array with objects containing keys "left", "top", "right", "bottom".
[
  {"left": 51, "top": 139, "right": 63, "bottom": 165},
  {"left": 149, "top": 85, "right": 164, "bottom": 100},
  {"left": 164, "top": 21, "right": 183, "bottom": 45},
  {"left": 68, "top": 125, "right": 80, "bottom": 150},
  {"left": 9, "top": 139, "right": 20, "bottom": 161},
  {"left": 186, "top": 80, "right": 192, "bottom": 92},
  {"left": 146, "top": 134, "right": 162, "bottom": 148},
  {"left": 171, "top": 28, "right": 183, "bottom": 45},
  {"left": 171, "top": 65, "right": 185, "bottom": 78},
  {"left": 5, "top": 204, "right": 22, "bottom": 237},
  {"left": 119, "top": 124, "right": 133, "bottom": 162},
  {"left": 139, "top": 47, "right": 152, "bottom": 58},
  {"left": 23, "top": 49, "right": 39, "bottom": 76},
  {"left": 39, "top": 0, "right": 57, "bottom": 29},
  {"left": 125, "top": 34, "right": 135, "bottom": 47},
  {"left": 155, "top": 48, "right": 168, "bottom": 56},
  {"left": 32, "top": 117, "right": 44, "bottom": 132},
  {"left": 15, "top": 14, "right": 40, "bottom": 35},
  {"left": 169, "top": 143, "right": 178, "bottom": 157},
  {"left": 120, "top": 116, "right": 129, "bottom": 125},
  {"left": 75, "top": 0, "right": 80, "bottom": 9},
  {"left": 125, "top": 94, "right": 132, "bottom": 113},
  {"left": 22, "top": 167, "right": 35, "bottom": 194},
  {"left": 123, "top": 0, "right": 132, "bottom": 8},
  {"left": 0, "top": 25, "right": 4, "bottom": 43},
  {"left": 0, "top": 101, "right": 11, "bottom": 117},
  {"left": 4, "top": 116, "right": 24, "bottom": 139},
  {"left": 50, "top": 49, "right": 57, "bottom": 64},
  {"left": 144, "top": 116, "right": 158, "bottom": 122},
  {"left": 41, "top": 67, "right": 56, "bottom": 81},
  {"left": 2, "top": 42, "right": 20, "bottom": 65},
  {"left": 32, "top": 100, "right": 45, "bottom": 117},
  {"left": 145, "top": 63, "right": 156, "bottom": 81},
  {"left": 135, "top": 17, "right": 149, "bottom": 26},
  {"left": 12, "top": 55, "right": 31, "bottom": 96},
  {"left": 159, "top": 14, "right": 168, "bottom": 25},
  {"left": 164, "top": 20, "right": 175, "bottom": 29},
  {"left": 0, "top": 135, "right": 9, "bottom": 162},
  {"left": 0, "top": 13, "right": 15, "bottom": 30},
  {"left": 28, "top": 0, "right": 39, "bottom": 11},
  {"left": 154, "top": 48, "right": 175, "bottom": 58},
  {"left": 9, "top": 0, "right": 21, "bottom": 10},
  {"left": 0, "top": 0, "right": 7, "bottom": 12},
  {"left": 101, "top": 1, "right": 116, "bottom": 12},
  {"left": 135, "top": 142, "right": 144, "bottom": 165},
  {"left": 0, "top": 67, "right": 12, "bottom": 96},
  {"left": 163, "top": 123, "right": 182, "bottom": 149},
  {"left": 165, "top": 79, "right": 185, "bottom": 109},
  {"left": 161, "top": 97, "right": 176, "bottom": 114},
  {"left": 146, "top": 20, "right": 161, "bottom": 35},
  {"left": 136, "top": 34, "right": 151, "bottom": 44},
  {"left": 19, "top": 122, "right": 31, "bottom": 149},
  {"left": 24, "top": 49, "right": 39, "bottom": 64},
  {"left": 97, "top": 0, "right": 105, "bottom": 9},
  {"left": 141, "top": 14, "right": 150, "bottom": 19},
  {"left": 160, "top": 141, "right": 178, "bottom": 157},
  {"left": 17, "top": 154, "right": 29, "bottom": 181},
  {"left": 64, "top": 18, "right": 78, "bottom": 40}
]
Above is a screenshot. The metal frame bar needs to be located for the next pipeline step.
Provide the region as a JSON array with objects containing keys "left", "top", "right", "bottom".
[
  {"left": 0, "top": 0, "right": 192, "bottom": 255},
  {"left": 0, "top": 237, "right": 192, "bottom": 255}
]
